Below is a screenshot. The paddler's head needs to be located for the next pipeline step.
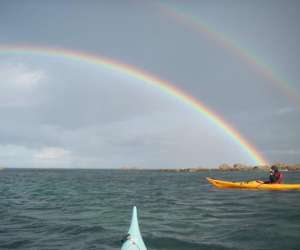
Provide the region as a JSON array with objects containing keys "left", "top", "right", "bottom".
[{"left": 271, "top": 165, "right": 279, "bottom": 173}]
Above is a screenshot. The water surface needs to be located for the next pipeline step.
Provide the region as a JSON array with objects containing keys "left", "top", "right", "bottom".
[{"left": 0, "top": 169, "right": 299, "bottom": 250}]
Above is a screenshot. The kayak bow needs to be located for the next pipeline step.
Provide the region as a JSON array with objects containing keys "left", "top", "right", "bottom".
[
  {"left": 121, "top": 206, "right": 147, "bottom": 250},
  {"left": 207, "top": 177, "right": 300, "bottom": 190}
]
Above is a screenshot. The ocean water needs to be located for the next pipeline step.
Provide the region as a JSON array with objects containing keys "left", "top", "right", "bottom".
[{"left": 0, "top": 169, "right": 300, "bottom": 250}]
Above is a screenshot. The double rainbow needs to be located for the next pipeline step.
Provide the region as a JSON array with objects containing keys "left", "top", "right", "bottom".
[
  {"left": 158, "top": 3, "right": 300, "bottom": 106},
  {"left": 0, "top": 44, "right": 268, "bottom": 165}
]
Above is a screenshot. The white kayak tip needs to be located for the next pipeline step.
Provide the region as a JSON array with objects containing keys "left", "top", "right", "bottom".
[{"left": 121, "top": 206, "right": 147, "bottom": 250}]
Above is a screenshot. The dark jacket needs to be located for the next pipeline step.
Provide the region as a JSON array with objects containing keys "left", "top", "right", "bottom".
[{"left": 269, "top": 171, "right": 284, "bottom": 184}]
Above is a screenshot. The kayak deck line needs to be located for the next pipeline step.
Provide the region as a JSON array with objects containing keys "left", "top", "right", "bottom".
[
  {"left": 206, "top": 177, "right": 300, "bottom": 191},
  {"left": 121, "top": 206, "right": 147, "bottom": 250}
]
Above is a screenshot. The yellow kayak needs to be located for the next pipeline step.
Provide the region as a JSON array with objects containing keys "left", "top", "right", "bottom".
[{"left": 206, "top": 177, "right": 300, "bottom": 191}]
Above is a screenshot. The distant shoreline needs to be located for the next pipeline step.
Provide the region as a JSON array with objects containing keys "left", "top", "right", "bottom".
[
  {"left": 121, "top": 163, "right": 300, "bottom": 172},
  {"left": 159, "top": 164, "right": 300, "bottom": 172},
  {"left": 2, "top": 163, "right": 300, "bottom": 171}
]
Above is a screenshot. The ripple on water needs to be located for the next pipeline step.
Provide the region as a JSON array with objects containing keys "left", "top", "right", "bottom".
[{"left": 0, "top": 169, "right": 300, "bottom": 250}]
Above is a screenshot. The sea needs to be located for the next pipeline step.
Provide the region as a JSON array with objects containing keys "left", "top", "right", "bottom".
[{"left": 0, "top": 169, "right": 299, "bottom": 250}]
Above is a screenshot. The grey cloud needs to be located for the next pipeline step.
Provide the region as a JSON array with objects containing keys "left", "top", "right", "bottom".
[{"left": 0, "top": 0, "right": 299, "bottom": 167}]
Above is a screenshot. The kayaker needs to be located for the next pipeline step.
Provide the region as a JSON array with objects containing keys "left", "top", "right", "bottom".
[{"left": 264, "top": 165, "right": 284, "bottom": 184}]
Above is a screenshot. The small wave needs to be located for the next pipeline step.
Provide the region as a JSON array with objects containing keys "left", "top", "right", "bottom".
[
  {"left": 146, "top": 236, "right": 236, "bottom": 250},
  {"left": 0, "top": 239, "right": 32, "bottom": 249}
]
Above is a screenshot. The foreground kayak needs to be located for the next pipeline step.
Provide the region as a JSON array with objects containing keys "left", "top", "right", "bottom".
[
  {"left": 121, "top": 206, "right": 147, "bottom": 250},
  {"left": 207, "top": 177, "right": 300, "bottom": 190}
]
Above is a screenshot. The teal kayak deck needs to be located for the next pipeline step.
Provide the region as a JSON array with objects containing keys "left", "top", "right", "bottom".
[{"left": 121, "top": 206, "right": 147, "bottom": 250}]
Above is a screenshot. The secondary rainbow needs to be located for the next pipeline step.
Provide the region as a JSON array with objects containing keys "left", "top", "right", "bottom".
[
  {"left": 0, "top": 44, "right": 268, "bottom": 165},
  {"left": 158, "top": 3, "right": 300, "bottom": 106}
]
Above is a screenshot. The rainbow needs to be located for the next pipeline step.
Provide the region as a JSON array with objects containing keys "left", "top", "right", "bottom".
[
  {"left": 158, "top": 3, "right": 300, "bottom": 106},
  {"left": 0, "top": 44, "right": 268, "bottom": 165}
]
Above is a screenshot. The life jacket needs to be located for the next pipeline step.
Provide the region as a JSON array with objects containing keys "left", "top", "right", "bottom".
[{"left": 274, "top": 171, "right": 284, "bottom": 183}]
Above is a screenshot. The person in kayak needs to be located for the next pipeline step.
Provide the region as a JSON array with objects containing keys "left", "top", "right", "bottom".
[{"left": 264, "top": 165, "right": 284, "bottom": 184}]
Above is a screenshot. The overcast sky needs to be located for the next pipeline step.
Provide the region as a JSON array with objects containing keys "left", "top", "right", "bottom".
[{"left": 0, "top": 0, "right": 299, "bottom": 168}]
